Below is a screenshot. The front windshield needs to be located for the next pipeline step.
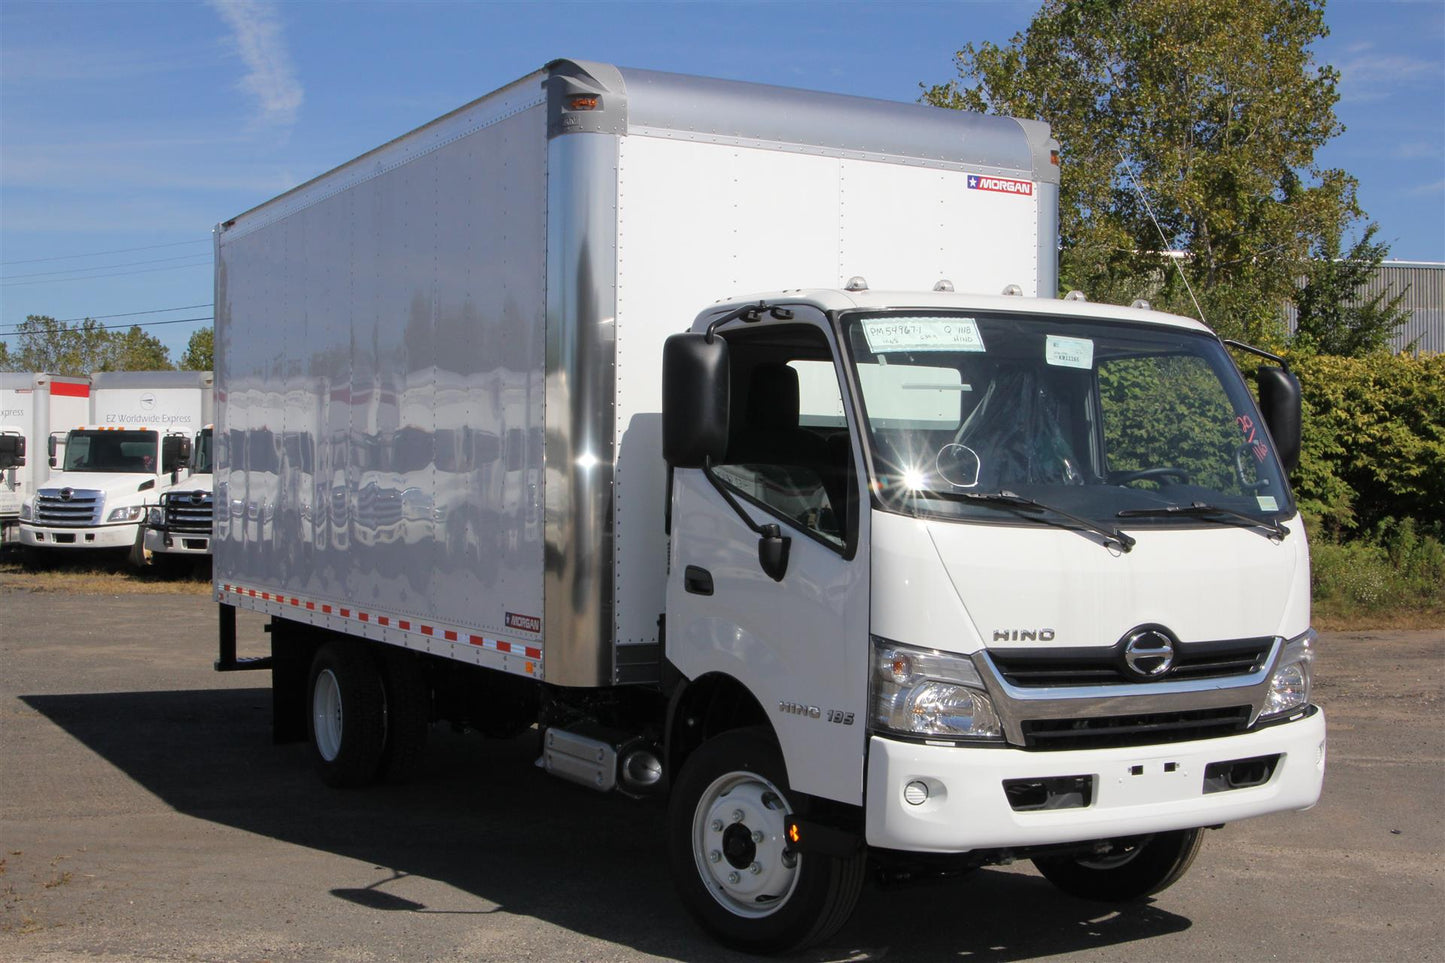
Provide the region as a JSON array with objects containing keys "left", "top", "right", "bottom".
[
  {"left": 62, "top": 430, "right": 160, "bottom": 474},
  {"left": 839, "top": 311, "right": 1293, "bottom": 527},
  {"left": 193, "top": 428, "right": 213, "bottom": 473}
]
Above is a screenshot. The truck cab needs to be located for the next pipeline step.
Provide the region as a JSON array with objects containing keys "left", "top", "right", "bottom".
[
  {"left": 658, "top": 287, "right": 1322, "bottom": 944},
  {"left": 145, "top": 425, "right": 215, "bottom": 560},
  {"left": 19, "top": 425, "right": 190, "bottom": 556}
]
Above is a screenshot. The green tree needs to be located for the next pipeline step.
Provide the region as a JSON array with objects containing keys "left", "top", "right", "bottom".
[
  {"left": 923, "top": 0, "right": 1365, "bottom": 343},
  {"left": 0, "top": 315, "right": 172, "bottom": 374},
  {"left": 1292, "top": 224, "right": 1409, "bottom": 356},
  {"left": 180, "top": 327, "right": 214, "bottom": 370}
]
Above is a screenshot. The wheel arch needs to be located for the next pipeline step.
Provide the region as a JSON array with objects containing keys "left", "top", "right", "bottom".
[{"left": 665, "top": 671, "right": 777, "bottom": 785}]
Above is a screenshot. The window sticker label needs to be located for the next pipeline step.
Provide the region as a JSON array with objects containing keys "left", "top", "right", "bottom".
[
  {"left": 967, "top": 174, "right": 1034, "bottom": 197},
  {"left": 862, "top": 317, "right": 985, "bottom": 354},
  {"left": 1257, "top": 496, "right": 1279, "bottom": 512},
  {"left": 1045, "top": 335, "right": 1094, "bottom": 369}
]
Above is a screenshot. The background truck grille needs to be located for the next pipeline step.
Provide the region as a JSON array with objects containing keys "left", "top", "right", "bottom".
[
  {"left": 987, "top": 637, "right": 1273, "bottom": 688},
  {"left": 35, "top": 490, "right": 102, "bottom": 526},
  {"left": 1020, "top": 705, "right": 1252, "bottom": 750},
  {"left": 163, "top": 491, "right": 213, "bottom": 535}
]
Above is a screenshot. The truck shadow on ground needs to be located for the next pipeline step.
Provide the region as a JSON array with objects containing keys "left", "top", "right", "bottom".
[{"left": 22, "top": 687, "right": 1191, "bottom": 961}]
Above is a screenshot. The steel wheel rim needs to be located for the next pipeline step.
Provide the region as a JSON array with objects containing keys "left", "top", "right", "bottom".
[
  {"left": 313, "top": 668, "right": 343, "bottom": 762},
  {"left": 691, "top": 769, "right": 800, "bottom": 919}
]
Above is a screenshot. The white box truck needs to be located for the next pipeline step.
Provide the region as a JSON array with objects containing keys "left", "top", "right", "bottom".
[
  {"left": 0, "top": 372, "right": 91, "bottom": 542},
  {"left": 213, "top": 60, "right": 1324, "bottom": 953},
  {"left": 144, "top": 423, "right": 215, "bottom": 563},
  {"left": 19, "top": 370, "right": 213, "bottom": 560}
]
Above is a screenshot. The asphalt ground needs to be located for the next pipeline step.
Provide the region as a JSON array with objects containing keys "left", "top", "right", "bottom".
[{"left": 1, "top": 583, "right": 1440, "bottom": 962}]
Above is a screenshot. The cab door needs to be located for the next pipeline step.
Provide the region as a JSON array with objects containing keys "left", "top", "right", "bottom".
[{"left": 665, "top": 317, "right": 871, "bottom": 805}]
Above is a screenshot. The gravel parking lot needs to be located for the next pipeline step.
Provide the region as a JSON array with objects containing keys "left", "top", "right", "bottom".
[{"left": 1, "top": 580, "right": 1441, "bottom": 962}]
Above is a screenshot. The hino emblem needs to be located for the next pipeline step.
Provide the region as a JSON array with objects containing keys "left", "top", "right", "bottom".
[
  {"left": 60, "top": 488, "right": 74, "bottom": 501},
  {"left": 1122, "top": 628, "right": 1176, "bottom": 679}
]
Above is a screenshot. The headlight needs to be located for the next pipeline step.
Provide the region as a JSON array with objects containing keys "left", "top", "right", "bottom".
[
  {"left": 107, "top": 505, "right": 145, "bottom": 523},
  {"left": 1261, "top": 629, "right": 1315, "bottom": 718},
  {"left": 871, "top": 638, "right": 1002, "bottom": 740},
  {"left": 19, "top": 501, "right": 32, "bottom": 520},
  {"left": 147, "top": 507, "right": 164, "bottom": 526}
]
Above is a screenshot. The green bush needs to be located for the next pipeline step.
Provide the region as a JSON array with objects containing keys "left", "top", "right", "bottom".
[
  {"left": 1309, "top": 517, "right": 1445, "bottom": 618},
  {"left": 1289, "top": 352, "right": 1445, "bottom": 534}
]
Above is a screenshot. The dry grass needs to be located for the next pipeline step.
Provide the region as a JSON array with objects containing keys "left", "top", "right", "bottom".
[{"left": 0, "top": 547, "right": 210, "bottom": 596}]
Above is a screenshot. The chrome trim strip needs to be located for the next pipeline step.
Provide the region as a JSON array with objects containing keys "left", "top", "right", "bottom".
[
  {"left": 973, "top": 637, "right": 1284, "bottom": 745},
  {"left": 543, "top": 131, "right": 620, "bottom": 687}
]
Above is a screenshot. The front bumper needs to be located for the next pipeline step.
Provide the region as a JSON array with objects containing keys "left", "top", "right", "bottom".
[
  {"left": 865, "top": 707, "right": 1325, "bottom": 852},
  {"left": 143, "top": 528, "right": 212, "bottom": 555},
  {"left": 19, "top": 521, "right": 141, "bottom": 550}
]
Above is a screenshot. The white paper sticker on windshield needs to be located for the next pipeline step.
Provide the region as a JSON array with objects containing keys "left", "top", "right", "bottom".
[
  {"left": 862, "top": 317, "right": 985, "bottom": 354},
  {"left": 1046, "top": 335, "right": 1094, "bottom": 369},
  {"left": 1257, "top": 495, "right": 1279, "bottom": 512}
]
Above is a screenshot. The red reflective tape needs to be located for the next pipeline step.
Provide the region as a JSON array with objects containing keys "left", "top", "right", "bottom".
[
  {"left": 444, "top": 630, "right": 457, "bottom": 641},
  {"left": 496, "top": 640, "right": 511, "bottom": 653},
  {"left": 421, "top": 625, "right": 434, "bottom": 636},
  {"left": 525, "top": 647, "right": 542, "bottom": 660},
  {"left": 359, "top": 613, "right": 369, "bottom": 622},
  {"left": 378, "top": 616, "right": 389, "bottom": 626},
  {"left": 289, "top": 598, "right": 299, "bottom": 606},
  {"left": 399, "top": 620, "right": 411, "bottom": 631},
  {"left": 469, "top": 635, "right": 485, "bottom": 646},
  {"left": 340, "top": 608, "right": 350, "bottom": 617},
  {"left": 50, "top": 381, "right": 89, "bottom": 398},
  {"left": 322, "top": 605, "right": 332, "bottom": 614},
  {"left": 248, "top": 589, "right": 256, "bottom": 597},
  {"left": 305, "top": 602, "right": 315, "bottom": 611}
]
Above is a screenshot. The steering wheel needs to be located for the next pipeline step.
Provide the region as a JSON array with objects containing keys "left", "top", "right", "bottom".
[
  {"left": 1234, "top": 443, "right": 1268, "bottom": 492},
  {"left": 1112, "top": 467, "right": 1189, "bottom": 486}
]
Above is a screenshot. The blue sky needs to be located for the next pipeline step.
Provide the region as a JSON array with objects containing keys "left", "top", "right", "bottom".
[{"left": 2, "top": 0, "right": 1441, "bottom": 362}]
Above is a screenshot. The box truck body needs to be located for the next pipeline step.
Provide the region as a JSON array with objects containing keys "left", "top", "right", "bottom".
[
  {"left": 213, "top": 61, "right": 1323, "bottom": 952},
  {"left": 0, "top": 373, "right": 90, "bottom": 539},
  {"left": 19, "top": 371, "right": 213, "bottom": 555}
]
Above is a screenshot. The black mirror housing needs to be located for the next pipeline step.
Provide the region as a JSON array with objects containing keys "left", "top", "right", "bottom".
[
  {"left": 662, "top": 333, "right": 730, "bottom": 468},
  {"left": 163, "top": 435, "right": 192, "bottom": 474},
  {"left": 1256, "top": 366, "right": 1301, "bottom": 474},
  {"left": 0, "top": 434, "right": 23, "bottom": 470}
]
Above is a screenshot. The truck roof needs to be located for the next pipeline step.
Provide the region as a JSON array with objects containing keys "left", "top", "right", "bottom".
[{"left": 699, "top": 289, "right": 1216, "bottom": 336}]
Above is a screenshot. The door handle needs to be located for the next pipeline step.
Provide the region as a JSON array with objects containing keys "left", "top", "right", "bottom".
[{"left": 684, "top": 565, "right": 714, "bottom": 596}]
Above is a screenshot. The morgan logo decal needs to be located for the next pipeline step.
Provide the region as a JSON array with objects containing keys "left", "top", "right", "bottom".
[
  {"left": 968, "top": 174, "right": 1034, "bottom": 196},
  {"left": 505, "top": 612, "right": 541, "bottom": 634}
]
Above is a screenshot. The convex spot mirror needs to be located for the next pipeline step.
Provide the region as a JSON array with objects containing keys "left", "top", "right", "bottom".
[{"left": 662, "top": 333, "right": 729, "bottom": 469}]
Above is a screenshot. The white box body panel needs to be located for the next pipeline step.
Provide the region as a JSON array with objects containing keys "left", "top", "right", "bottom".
[{"left": 0, "top": 374, "right": 89, "bottom": 521}]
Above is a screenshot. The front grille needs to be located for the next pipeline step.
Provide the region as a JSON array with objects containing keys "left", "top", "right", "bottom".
[
  {"left": 35, "top": 490, "right": 102, "bottom": 526},
  {"left": 163, "top": 491, "right": 213, "bottom": 534},
  {"left": 988, "top": 637, "right": 1273, "bottom": 688},
  {"left": 1020, "top": 705, "right": 1252, "bottom": 750}
]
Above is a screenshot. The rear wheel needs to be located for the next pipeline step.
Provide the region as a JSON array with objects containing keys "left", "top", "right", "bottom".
[
  {"left": 308, "top": 642, "right": 387, "bottom": 788},
  {"left": 667, "top": 728, "right": 865, "bottom": 954},
  {"left": 1032, "top": 828, "right": 1204, "bottom": 901}
]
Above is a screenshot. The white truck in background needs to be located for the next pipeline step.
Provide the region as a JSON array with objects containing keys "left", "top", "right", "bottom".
[
  {"left": 213, "top": 61, "right": 1324, "bottom": 953},
  {"left": 144, "top": 424, "right": 215, "bottom": 565},
  {"left": 0, "top": 372, "right": 91, "bottom": 543},
  {"left": 19, "top": 370, "right": 213, "bottom": 562}
]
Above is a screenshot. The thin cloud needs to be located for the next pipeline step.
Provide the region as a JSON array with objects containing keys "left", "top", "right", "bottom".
[
  {"left": 1337, "top": 48, "right": 1438, "bottom": 103},
  {"left": 208, "top": 0, "right": 303, "bottom": 130}
]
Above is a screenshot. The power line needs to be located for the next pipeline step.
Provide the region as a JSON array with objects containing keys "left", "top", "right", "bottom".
[
  {"left": 0, "top": 238, "right": 212, "bottom": 267},
  {"left": 0, "top": 259, "right": 213, "bottom": 286},
  {"left": 55, "top": 303, "right": 213, "bottom": 323},
  {"left": 1, "top": 253, "right": 215, "bottom": 282},
  {"left": 0, "top": 315, "right": 213, "bottom": 336}
]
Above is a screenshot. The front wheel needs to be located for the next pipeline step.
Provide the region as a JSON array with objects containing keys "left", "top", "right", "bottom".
[
  {"left": 667, "top": 728, "right": 865, "bottom": 954},
  {"left": 1032, "top": 828, "right": 1203, "bottom": 901}
]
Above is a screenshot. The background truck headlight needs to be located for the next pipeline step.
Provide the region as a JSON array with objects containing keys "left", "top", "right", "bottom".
[
  {"left": 147, "top": 507, "right": 164, "bottom": 526},
  {"left": 107, "top": 506, "right": 145, "bottom": 523},
  {"left": 19, "top": 501, "right": 32, "bottom": 520},
  {"left": 870, "top": 638, "right": 1002, "bottom": 740},
  {"left": 1262, "top": 629, "right": 1315, "bottom": 718}
]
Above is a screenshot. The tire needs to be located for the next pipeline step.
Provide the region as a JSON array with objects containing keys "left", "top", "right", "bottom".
[
  {"left": 667, "top": 728, "right": 865, "bottom": 954},
  {"left": 1032, "top": 828, "right": 1204, "bottom": 902},
  {"left": 378, "top": 649, "right": 430, "bottom": 783},
  {"left": 308, "top": 642, "right": 387, "bottom": 788}
]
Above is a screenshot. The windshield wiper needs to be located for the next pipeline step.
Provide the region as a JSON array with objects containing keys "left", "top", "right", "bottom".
[
  {"left": 954, "top": 490, "right": 1136, "bottom": 553},
  {"left": 1116, "top": 502, "right": 1289, "bottom": 540}
]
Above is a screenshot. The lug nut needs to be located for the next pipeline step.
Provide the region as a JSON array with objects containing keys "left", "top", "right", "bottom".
[
  {"left": 751, "top": 830, "right": 764, "bottom": 844},
  {"left": 728, "top": 871, "right": 740, "bottom": 884},
  {"left": 749, "top": 862, "right": 762, "bottom": 875},
  {"left": 709, "top": 850, "right": 722, "bottom": 863},
  {"left": 732, "top": 809, "right": 745, "bottom": 823},
  {"left": 710, "top": 819, "right": 723, "bottom": 832}
]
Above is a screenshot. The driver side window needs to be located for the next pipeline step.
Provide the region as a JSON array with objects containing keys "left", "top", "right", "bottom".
[{"left": 716, "top": 326, "right": 855, "bottom": 550}]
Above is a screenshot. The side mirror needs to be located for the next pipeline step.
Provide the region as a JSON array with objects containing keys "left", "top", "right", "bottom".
[
  {"left": 0, "top": 435, "right": 24, "bottom": 470},
  {"left": 48, "top": 435, "right": 58, "bottom": 459},
  {"left": 1256, "top": 366, "right": 1301, "bottom": 474},
  {"left": 757, "top": 524, "right": 791, "bottom": 582},
  {"left": 163, "top": 435, "right": 192, "bottom": 474},
  {"left": 662, "top": 333, "right": 730, "bottom": 468}
]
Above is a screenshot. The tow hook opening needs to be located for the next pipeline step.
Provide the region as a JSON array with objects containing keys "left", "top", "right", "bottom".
[{"left": 1203, "top": 754, "right": 1280, "bottom": 793}]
